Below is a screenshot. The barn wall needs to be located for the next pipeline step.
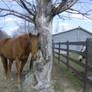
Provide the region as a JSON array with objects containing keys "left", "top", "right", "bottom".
[{"left": 53, "top": 28, "right": 92, "bottom": 51}]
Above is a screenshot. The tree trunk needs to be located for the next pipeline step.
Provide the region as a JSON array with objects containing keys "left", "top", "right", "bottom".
[{"left": 23, "top": 1, "right": 55, "bottom": 92}]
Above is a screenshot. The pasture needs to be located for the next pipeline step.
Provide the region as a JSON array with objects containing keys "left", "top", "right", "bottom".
[
  {"left": 0, "top": 58, "right": 30, "bottom": 92},
  {"left": 54, "top": 54, "right": 84, "bottom": 90},
  {"left": 0, "top": 53, "right": 80, "bottom": 92},
  {"left": 0, "top": 38, "right": 92, "bottom": 92},
  {"left": 53, "top": 39, "right": 92, "bottom": 92}
]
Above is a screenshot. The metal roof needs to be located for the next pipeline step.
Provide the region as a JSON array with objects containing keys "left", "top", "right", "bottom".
[{"left": 53, "top": 26, "right": 92, "bottom": 36}]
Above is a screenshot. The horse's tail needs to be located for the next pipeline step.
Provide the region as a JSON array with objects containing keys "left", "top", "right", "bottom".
[
  {"left": 0, "top": 56, "right": 8, "bottom": 74},
  {"left": 4, "top": 58, "right": 8, "bottom": 71}
]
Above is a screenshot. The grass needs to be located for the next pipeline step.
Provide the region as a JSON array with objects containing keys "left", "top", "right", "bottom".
[
  {"left": 53, "top": 53, "right": 86, "bottom": 86},
  {"left": 54, "top": 58, "right": 83, "bottom": 87},
  {"left": 55, "top": 53, "right": 85, "bottom": 72},
  {"left": 55, "top": 82, "right": 63, "bottom": 92},
  {"left": 16, "top": 91, "right": 22, "bottom": 92},
  {"left": 69, "top": 54, "right": 85, "bottom": 72},
  {"left": 54, "top": 53, "right": 92, "bottom": 92}
]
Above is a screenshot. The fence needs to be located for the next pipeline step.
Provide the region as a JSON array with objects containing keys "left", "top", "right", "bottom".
[{"left": 52, "top": 38, "right": 92, "bottom": 92}]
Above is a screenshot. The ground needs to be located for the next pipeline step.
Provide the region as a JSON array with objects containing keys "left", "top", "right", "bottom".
[
  {"left": 52, "top": 62, "right": 83, "bottom": 92},
  {"left": 0, "top": 59, "right": 83, "bottom": 92}
]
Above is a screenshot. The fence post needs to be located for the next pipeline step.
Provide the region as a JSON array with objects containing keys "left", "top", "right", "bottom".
[
  {"left": 67, "top": 41, "right": 69, "bottom": 70},
  {"left": 52, "top": 40, "right": 54, "bottom": 57},
  {"left": 58, "top": 42, "right": 61, "bottom": 63},
  {"left": 84, "top": 39, "right": 92, "bottom": 92}
]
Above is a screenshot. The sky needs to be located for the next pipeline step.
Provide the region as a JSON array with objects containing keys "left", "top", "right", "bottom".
[
  {"left": 52, "top": 13, "right": 92, "bottom": 34},
  {"left": 0, "top": 0, "right": 92, "bottom": 36}
]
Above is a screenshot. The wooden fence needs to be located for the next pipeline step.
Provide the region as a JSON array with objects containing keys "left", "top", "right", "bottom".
[{"left": 52, "top": 38, "right": 92, "bottom": 92}]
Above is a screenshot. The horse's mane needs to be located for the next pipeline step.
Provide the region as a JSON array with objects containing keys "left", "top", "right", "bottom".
[{"left": 18, "top": 33, "right": 30, "bottom": 38}]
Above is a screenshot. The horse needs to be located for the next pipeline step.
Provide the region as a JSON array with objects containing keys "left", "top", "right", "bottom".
[
  {"left": 0, "top": 33, "right": 40, "bottom": 87},
  {"left": 78, "top": 46, "right": 86, "bottom": 62}
]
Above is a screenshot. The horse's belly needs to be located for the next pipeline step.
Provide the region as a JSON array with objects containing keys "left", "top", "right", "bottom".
[
  {"left": 3, "top": 53, "right": 13, "bottom": 59},
  {"left": 1, "top": 47, "right": 13, "bottom": 59}
]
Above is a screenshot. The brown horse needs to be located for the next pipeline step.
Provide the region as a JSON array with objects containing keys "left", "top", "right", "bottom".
[{"left": 0, "top": 33, "right": 40, "bottom": 87}]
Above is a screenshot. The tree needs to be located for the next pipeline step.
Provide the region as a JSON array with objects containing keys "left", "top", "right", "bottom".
[{"left": 0, "top": 0, "right": 92, "bottom": 92}]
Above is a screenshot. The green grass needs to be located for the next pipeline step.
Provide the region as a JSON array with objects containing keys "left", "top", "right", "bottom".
[
  {"left": 54, "top": 58, "right": 83, "bottom": 87},
  {"left": 54, "top": 53, "right": 92, "bottom": 92},
  {"left": 53, "top": 53, "right": 85, "bottom": 86},
  {"left": 55, "top": 82, "right": 63, "bottom": 92},
  {"left": 56, "top": 53, "right": 85, "bottom": 72},
  {"left": 16, "top": 89, "right": 23, "bottom": 92}
]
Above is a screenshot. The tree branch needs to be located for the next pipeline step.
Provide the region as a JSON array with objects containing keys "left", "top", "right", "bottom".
[
  {"left": 24, "top": 0, "right": 37, "bottom": 13},
  {"left": 52, "top": 0, "right": 78, "bottom": 16},
  {"left": 15, "top": 0, "right": 24, "bottom": 8},
  {"left": 15, "top": 0, "right": 36, "bottom": 14},
  {"left": 1, "top": 0, "right": 10, "bottom": 9},
  {"left": 67, "top": 8, "right": 92, "bottom": 20},
  {"left": 0, "top": 8, "right": 34, "bottom": 23},
  {"left": 20, "top": 0, "right": 35, "bottom": 16}
]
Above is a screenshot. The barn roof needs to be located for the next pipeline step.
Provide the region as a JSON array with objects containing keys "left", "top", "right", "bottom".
[{"left": 53, "top": 26, "right": 92, "bottom": 36}]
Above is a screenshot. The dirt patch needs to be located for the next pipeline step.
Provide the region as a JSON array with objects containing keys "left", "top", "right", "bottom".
[
  {"left": 0, "top": 59, "right": 83, "bottom": 92},
  {"left": 52, "top": 62, "right": 83, "bottom": 92},
  {"left": 0, "top": 59, "right": 30, "bottom": 92}
]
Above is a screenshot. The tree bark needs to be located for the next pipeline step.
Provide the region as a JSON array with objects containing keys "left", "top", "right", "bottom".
[{"left": 23, "top": 1, "right": 55, "bottom": 92}]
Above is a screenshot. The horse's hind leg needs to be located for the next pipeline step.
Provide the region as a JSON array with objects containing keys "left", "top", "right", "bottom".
[
  {"left": 30, "top": 57, "right": 34, "bottom": 71},
  {"left": 1, "top": 56, "right": 8, "bottom": 79},
  {"left": 8, "top": 60, "right": 13, "bottom": 80},
  {"left": 20, "top": 61, "right": 27, "bottom": 73}
]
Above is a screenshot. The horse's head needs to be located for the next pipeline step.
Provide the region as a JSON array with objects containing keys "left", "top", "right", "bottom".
[{"left": 29, "top": 33, "right": 40, "bottom": 58}]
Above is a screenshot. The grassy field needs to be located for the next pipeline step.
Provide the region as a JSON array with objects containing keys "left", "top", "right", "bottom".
[
  {"left": 53, "top": 53, "right": 85, "bottom": 88},
  {"left": 54, "top": 53, "right": 92, "bottom": 92}
]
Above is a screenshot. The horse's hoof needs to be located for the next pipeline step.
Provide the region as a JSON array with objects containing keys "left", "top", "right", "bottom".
[
  {"left": 18, "top": 84, "right": 21, "bottom": 89},
  {"left": 4, "top": 76, "right": 7, "bottom": 80},
  {"left": 10, "top": 78, "right": 14, "bottom": 81}
]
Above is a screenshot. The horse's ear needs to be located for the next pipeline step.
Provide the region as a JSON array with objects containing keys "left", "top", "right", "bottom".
[{"left": 37, "top": 33, "right": 40, "bottom": 37}]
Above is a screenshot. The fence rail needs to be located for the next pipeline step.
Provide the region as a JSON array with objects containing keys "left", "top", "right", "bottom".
[{"left": 52, "top": 39, "right": 92, "bottom": 92}]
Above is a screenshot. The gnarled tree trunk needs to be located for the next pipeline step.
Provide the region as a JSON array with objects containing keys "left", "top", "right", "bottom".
[{"left": 23, "top": 1, "right": 55, "bottom": 92}]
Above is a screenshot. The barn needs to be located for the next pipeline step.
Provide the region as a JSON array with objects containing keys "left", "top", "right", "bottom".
[{"left": 53, "top": 26, "right": 92, "bottom": 51}]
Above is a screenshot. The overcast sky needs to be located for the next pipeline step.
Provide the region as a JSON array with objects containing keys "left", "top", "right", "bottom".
[
  {"left": 52, "top": 12, "right": 92, "bottom": 34},
  {"left": 0, "top": 0, "right": 92, "bottom": 36}
]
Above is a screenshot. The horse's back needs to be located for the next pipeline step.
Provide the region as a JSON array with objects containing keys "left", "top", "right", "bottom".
[{"left": 0, "top": 38, "right": 11, "bottom": 45}]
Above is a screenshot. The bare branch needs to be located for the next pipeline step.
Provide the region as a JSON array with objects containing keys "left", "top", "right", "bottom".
[
  {"left": 0, "top": 13, "right": 30, "bottom": 22},
  {"left": 15, "top": 0, "right": 24, "bottom": 8},
  {"left": 55, "top": 0, "right": 67, "bottom": 13},
  {"left": 15, "top": 0, "right": 36, "bottom": 14},
  {"left": 1, "top": 0, "right": 10, "bottom": 9},
  {"left": 0, "top": 0, "right": 92, "bottom": 24},
  {"left": 67, "top": 8, "right": 92, "bottom": 20},
  {"left": 52, "top": 0, "right": 78, "bottom": 16},
  {"left": 20, "top": 0, "right": 35, "bottom": 16},
  {"left": 24, "top": 0, "right": 37, "bottom": 13},
  {"left": 0, "top": 8, "right": 34, "bottom": 23}
]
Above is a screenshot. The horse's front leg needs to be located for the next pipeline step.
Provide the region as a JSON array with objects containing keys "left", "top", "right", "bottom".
[
  {"left": 8, "top": 60, "right": 13, "bottom": 80},
  {"left": 15, "top": 58, "right": 21, "bottom": 88}
]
